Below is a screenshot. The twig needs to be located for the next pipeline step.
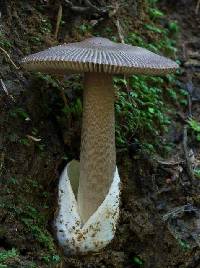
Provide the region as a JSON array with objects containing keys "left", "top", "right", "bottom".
[
  {"left": 64, "top": 0, "right": 91, "bottom": 13},
  {"left": 188, "top": 93, "right": 192, "bottom": 117},
  {"left": 0, "top": 79, "right": 15, "bottom": 101},
  {"left": 84, "top": 0, "right": 103, "bottom": 12},
  {"left": 64, "top": 0, "right": 107, "bottom": 14},
  {"left": 59, "top": 87, "right": 68, "bottom": 106},
  {"left": 108, "top": 2, "right": 119, "bottom": 17},
  {"left": 54, "top": 4, "right": 63, "bottom": 39},
  {"left": 115, "top": 19, "right": 125, "bottom": 44},
  {"left": 163, "top": 204, "right": 196, "bottom": 221},
  {"left": 182, "top": 43, "right": 188, "bottom": 62},
  {"left": 0, "top": 152, "right": 5, "bottom": 177},
  {"left": 0, "top": 46, "right": 20, "bottom": 69},
  {"left": 185, "top": 74, "right": 194, "bottom": 117},
  {"left": 26, "top": 135, "right": 41, "bottom": 142},
  {"left": 154, "top": 158, "right": 184, "bottom": 166},
  {"left": 195, "top": 0, "right": 200, "bottom": 14},
  {"left": 183, "top": 125, "right": 194, "bottom": 180}
]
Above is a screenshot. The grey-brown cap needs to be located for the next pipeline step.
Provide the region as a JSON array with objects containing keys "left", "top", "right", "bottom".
[{"left": 21, "top": 37, "right": 178, "bottom": 75}]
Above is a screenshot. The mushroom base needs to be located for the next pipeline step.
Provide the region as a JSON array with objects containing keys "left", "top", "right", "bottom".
[{"left": 55, "top": 160, "right": 120, "bottom": 255}]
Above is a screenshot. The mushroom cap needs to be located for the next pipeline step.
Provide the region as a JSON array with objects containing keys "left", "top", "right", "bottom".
[{"left": 21, "top": 37, "right": 178, "bottom": 75}]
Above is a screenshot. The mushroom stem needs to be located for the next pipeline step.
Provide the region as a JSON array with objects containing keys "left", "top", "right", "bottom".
[{"left": 78, "top": 72, "right": 116, "bottom": 224}]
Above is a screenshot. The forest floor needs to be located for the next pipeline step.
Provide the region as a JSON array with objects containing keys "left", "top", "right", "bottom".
[{"left": 0, "top": 0, "right": 200, "bottom": 267}]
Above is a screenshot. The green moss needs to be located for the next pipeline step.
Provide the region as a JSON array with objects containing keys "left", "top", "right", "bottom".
[{"left": 0, "top": 249, "right": 19, "bottom": 266}]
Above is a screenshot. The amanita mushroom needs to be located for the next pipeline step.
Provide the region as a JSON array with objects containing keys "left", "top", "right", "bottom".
[{"left": 21, "top": 37, "right": 178, "bottom": 254}]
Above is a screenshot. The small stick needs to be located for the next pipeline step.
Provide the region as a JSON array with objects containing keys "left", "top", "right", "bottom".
[
  {"left": 0, "top": 79, "right": 15, "bottom": 101},
  {"left": 0, "top": 152, "right": 5, "bottom": 177},
  {"left": 54, "top": 4, "right": 63, "bottom": 39},
  {"left": 109, "top": 2, "right": 119, "bottom": 17},
  {"left": 0, "top": 46, "right": 20, "bottom": 69},
  {"left": 155, "top": 158, "right": 184, "bottom": 166},
  {"left": 181, "top": 43, "right": 188, "bottom": 61},
  {"left": 26, "top": 135, "right": 41, "bottom": 142},
  {"left": 195, "top": 0, "right": 200, "bottom": 14},
  {"left": 59, "top": 87, "right": 68, "bottom": 106},
  {"left": 115, "top": 19, "right": 125, "bottom": 44},
  {"left": 188, "top": 93, "right": 192, "bottom": 117},
  {"left": 183, "top": 125, "right": 194, "bottom": 180}
]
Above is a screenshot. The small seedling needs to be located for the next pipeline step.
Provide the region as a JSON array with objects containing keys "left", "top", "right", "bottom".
[
  {"left": 178, "top": 239, "right": 191, "bottom": 251},
  {"left": 133, "top": 256, "right": 144, "bottom": 266}
]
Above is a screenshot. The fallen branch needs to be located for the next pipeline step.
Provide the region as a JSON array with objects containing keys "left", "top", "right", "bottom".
[
  {"left": 183, "top": 125, "right": 194, "bottom": 180},
  {"left": 0, "top": 46, "right": 20, "bottom": 69}
]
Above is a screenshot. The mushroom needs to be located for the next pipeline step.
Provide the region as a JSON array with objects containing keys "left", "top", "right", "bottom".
[{"left": 21, "top": 37, "right": 178, "bottom": 254}]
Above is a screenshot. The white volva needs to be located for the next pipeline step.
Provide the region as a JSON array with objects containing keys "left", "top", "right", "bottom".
[{"left": 55, "top": 160, "right": 120, "bottom": 254}]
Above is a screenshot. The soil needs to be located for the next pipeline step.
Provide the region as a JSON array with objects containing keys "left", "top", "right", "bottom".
[{"left": 0, "top": 0, "right": 200, "bottom": 267}]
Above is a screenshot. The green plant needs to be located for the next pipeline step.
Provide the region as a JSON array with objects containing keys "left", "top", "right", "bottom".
[
  {"left": 19, "top": 137, "right": 30, "bottom": 146},
  {"left": 115, "top": 7, "right": 181, "bottom": 154},
  {"left": 22, "top": 218, "right": 54, "bottom": 251},
  {"left": 178, "top": 239, "right": 191, "bottom": 251},
  {"left": 9, "top": 107, "right": 29, "bottom": 120},
  {"left": 0, "top": 31, "right": 13, "bottom": 49},
  {"left": 168, "top": 21, "right": 180, "bottom": 34},
  {"left": 148, "top": 8, "right": 164, "bottom": 20},
  {"left": 144, "top": 23, "right": 167, "bottom": 34},
  {"left": 40, "top": 19, "right": 52, "bottom": 34},
  {"left": 23, "top": 207, "right": 55, "bottom": 252},
  {"left": 114, "top": 75, "right": 171, "bottom": 153},
  {"left": 41, "top": 254, "right": 60, "bottom": 264},
  {"left": 78, "top": 23, "right": 93, "bottom": 34},
  {"left": 187, "top": 118, "right": 200, "bottom": 141},
  {"left": 62, "top": 98, "right": 82, "bottom": 117},
  {"left": 0, "top": 176, "right": 60, "bottom": 266},
  {"left": 29, "top": 35, "right": 43, "bottom": 45},
  {"left": 148, "top": 0, "right": 159, "bottom": 4},
  {"left": 133, "top": 256, "right": 144, "bottom": 266},
  {"left": 0, "top": 248, "right": 19, "bottom": 266},
  {"left": 194, "top": 168, "right": 200, "bottom": 178}
]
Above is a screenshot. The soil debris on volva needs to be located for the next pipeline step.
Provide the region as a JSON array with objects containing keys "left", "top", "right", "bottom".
[{"left": 0, "top": 0, "right": 200, "bottom": 267}]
